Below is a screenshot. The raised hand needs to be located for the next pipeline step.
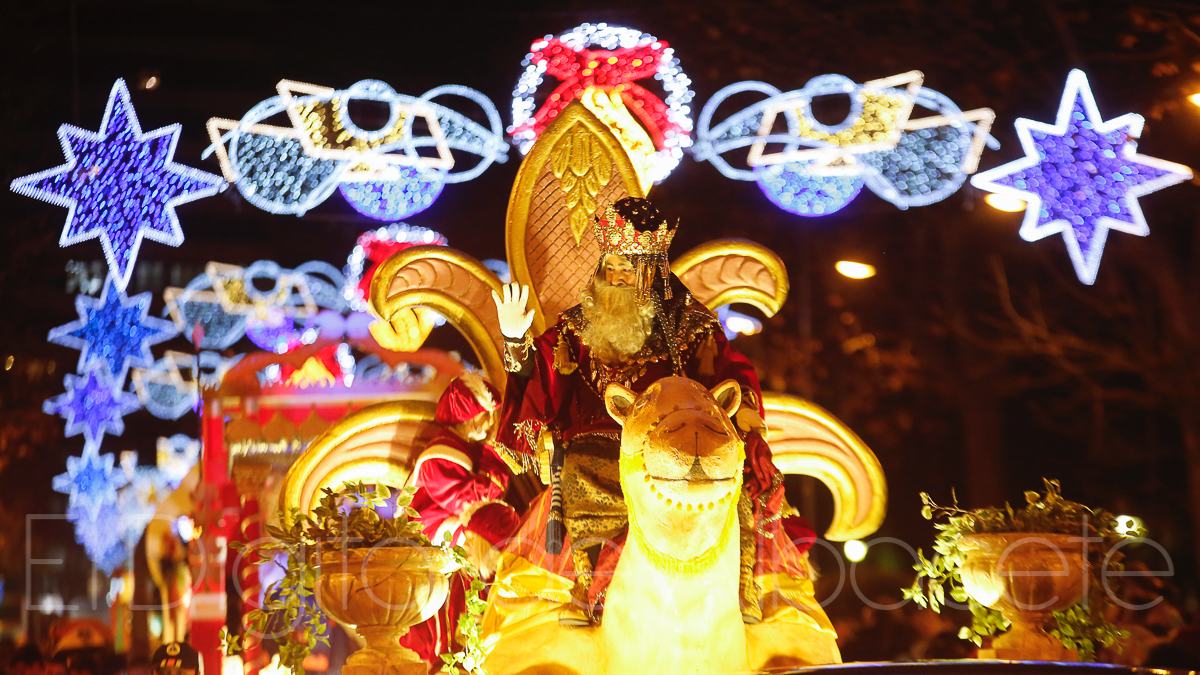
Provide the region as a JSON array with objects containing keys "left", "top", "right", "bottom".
[{"left": 491, "top": 282, "right": 535, "bottom": 340}]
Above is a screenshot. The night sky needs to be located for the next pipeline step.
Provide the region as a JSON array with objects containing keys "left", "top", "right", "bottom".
[{"left": 3, "top": 0, "right": 1198, "bottom": 616}]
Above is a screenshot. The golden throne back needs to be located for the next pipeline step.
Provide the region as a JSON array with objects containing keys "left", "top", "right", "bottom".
[{"left": 284, "top": 101, "right": 885, "bottom": 542}]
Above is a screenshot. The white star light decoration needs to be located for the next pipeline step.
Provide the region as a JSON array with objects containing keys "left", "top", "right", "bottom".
[
  {"left": 48, "top": 278, "right": 177, "bottom": 385},
  {"left": 52, "top": 443, "right": 129, "bottom": 520},
  {"left": 971, "top": 69, "right": 1192, "bottom": 285},
  {"left": 10, "top": 79, "right": 224, "bottom": 291}
]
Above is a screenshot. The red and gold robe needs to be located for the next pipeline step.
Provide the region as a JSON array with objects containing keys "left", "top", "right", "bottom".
[
  {"left": 495, "top": 290, "right": 763, "bottom": 474},
  {"left": 410, "top": 429, "right": 512, "bottom": 545},
  {"left": 404, "top": 430, "right": 518, "bottom": 662}
]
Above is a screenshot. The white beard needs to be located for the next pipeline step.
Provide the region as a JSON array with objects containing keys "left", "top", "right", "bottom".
[{"left": 579, "top": 279, "right": 656, "bottom": 363}]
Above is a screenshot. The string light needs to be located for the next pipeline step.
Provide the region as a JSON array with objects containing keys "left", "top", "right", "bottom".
[
  {"left": 157, "top": 421, "right": 197, "bottom": 456},
  {"left": 970, "top": 69, "right": 1192, "bottom": 285},
  {"left": 509, "top": 22, "right": 694, "bottom": 183},
  {"left": 44, "top": 363, "right": 140, "bottom": 445},
  {"left": 164, "top": 282, "right": 248, "bottom": 350},
  {"left": 343, "top": 224, "right": 447, "bottom": 310},
  {"left": 132, "top": 353, "right": 198, "bottom": 420},
  {"left": 694, "top": 73, "right": 996, "bottom": 216},
  {"left": 10, "top": 79, "right": 223, "bottom": 291},
  {"left": 48, "top": 278, "right": 177, "bottom": 386},
  {"left": 756, "top": 162, "right": 865, "bottom": 217},
  {"left": 205, "top": 80, "right": 506, "bottom": 219},
  {"left": 52, "top": 443, "right": 129, "bottom": 520},
  {"left": 339, "top": 170, "right": 444, "bottom": 221},
  {"left": 67, "top": 457, "right": 180, "bottom": 573}
]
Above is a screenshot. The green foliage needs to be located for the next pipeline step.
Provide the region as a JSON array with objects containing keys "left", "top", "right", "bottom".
[
  {"left": 905, "top": 478, "right": 1136, "bottom": 659},
  {"left": 228, "top": 482, "right": 435, "bottom": 674},
  {"left": 439, "top": 546, "right": 489, "bottom": 675}
]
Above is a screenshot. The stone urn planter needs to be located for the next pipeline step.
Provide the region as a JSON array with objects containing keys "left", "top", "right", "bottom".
[
  {"left": 958, "top": 533, "right": 1088, "bottom": 661},
  {"left": 316, "top": 546, "right": 458, "bottom": 675}
]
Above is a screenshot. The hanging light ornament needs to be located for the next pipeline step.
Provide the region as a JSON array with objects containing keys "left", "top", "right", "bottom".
[
  {"left": 10, "top": 79, "right": 223, "bottom": 291},
  {"left": 971, "top": 69, "right": 1192, "bottom": 285},
  {"left": 206, "top": 79, "right": 507, "bottom": 220},
  {"left": 694, "top": 72, "right": 996, "bottom": 216},
  {"left": 510, "top": 22, "right": 695, "bottom": 184}
]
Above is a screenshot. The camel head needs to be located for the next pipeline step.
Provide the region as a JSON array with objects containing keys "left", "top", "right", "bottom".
[{"left": 605, "top": 376, "right": 744, "bottom": 563}]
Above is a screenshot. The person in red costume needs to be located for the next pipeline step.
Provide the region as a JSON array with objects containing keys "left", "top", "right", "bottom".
[
  {"left": 411, "top": 373, "right": 519, "bottom": 558},
  {"left": 402, "top": 373, "right": 520, "bottom": 662},
  {"left": 491, "top": 197, "right": 813, "bottom": 626}
]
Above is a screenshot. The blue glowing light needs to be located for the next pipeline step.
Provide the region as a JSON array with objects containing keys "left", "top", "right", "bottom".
[
  {"left": 10, "top": 79, "right": 224, "bottom": 291},
  {"left": 971, "top": 70, "right": 1193, "bottom": 285},
  {"left": 44, "top": 363, "right": 140, "bottom": 445},
  {"left": 205, "top": 80, "right": 506, "bottom": 219},
  {"left": 68, "top": 462, "right": 169, "bottom": 574},
  {"left": 52, "top": 443, "right": 129, "bottom": 520},
  {"left": 755, "top": 162, "right": 865, "bottom": 217},
  {"left": 339, "top": 169, "right": 445, "bottom": 220},
  {"left": 48, "top": 278, "right": 177, "bottom": 385},
  {"left": 694, "top": 74, "right": 997, "bottom": 217}
]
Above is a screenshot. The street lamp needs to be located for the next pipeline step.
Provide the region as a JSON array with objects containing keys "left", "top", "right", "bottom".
[
  {"left": 984, "top": 192, "right": 1026, "bottom": 212},
  {"left": 835, "top": 260, "right": 876, "bottom": 280}
]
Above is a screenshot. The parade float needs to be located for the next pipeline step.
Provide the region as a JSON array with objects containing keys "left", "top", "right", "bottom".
[
  {"left": 271, "top": 93, "right": 887, "bottom": 672},
  {"left": 10, "top": 14, "right": 1195, "bottom": 674}
]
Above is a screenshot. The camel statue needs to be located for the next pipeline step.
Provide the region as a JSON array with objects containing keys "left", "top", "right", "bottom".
[{"left": 480, "top": 376, "right": 840, "bottom": 674}]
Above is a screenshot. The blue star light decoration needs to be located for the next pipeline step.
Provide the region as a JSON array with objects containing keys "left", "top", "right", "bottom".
[
  {"left": 971, "top": 69, "right": 1193, "bottom": 285},
  {"left": 52, "top": 444, "right": 129, "bottom": 520},
  {"left": 10, "top": 79, "right": 224, "bottom": 291},
  {"left": 44, "top": 363, "right": 140, "bottom": 445},
  {"left": 48, "top": 278, "right": 177, "bottom": 385}
]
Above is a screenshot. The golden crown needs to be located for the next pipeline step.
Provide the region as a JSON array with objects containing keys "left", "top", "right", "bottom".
[{"left": 593, "top": 205, "right": 677, "bottom": 257}]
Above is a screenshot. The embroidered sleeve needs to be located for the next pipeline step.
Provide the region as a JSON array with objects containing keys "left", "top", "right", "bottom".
[
  {"left": 495, "top": 321, "right": 570, "bottom": 483},
  {"left": 503, "top": 334, "right": 535, "bottom": 375}
]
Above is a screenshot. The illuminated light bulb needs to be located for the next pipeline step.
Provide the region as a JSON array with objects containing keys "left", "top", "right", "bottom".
[
  {"left": 724, "top": 314, "right": 761, "bottom": 337},
  {"left": 843, "top": 539, "right": 868, "bottom": 562},
  {"left": 1114, "top": 514, "right": 1144, "bottom": 538},
  {"left": 1188, "top": 92, "right": 1200, "bottom": 108},
  {"left": 984, "top": 192, "right": 1027, "bottom": 213},
  {"left": 835, "top": 260, "right": 876, "bottom": 280},
  {"left": 176, "top": 515, "right": 196, "bottom": 543}
]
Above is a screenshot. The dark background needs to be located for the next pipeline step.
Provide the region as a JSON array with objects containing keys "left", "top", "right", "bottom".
[{"left": 2, "top": 0, "right": 1198, "bottom": 629}]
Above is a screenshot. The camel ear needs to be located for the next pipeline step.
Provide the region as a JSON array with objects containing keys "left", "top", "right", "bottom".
[
  {"left": 604, "top": 383, "right": 637, "bottom": 426},
  {"left": 710, "top": 379, "right": 742, "bottom": 419}
]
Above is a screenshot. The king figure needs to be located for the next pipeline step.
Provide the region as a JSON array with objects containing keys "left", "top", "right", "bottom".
[{"left": 492, "top": 197, "right": 791, "bottom": 625}]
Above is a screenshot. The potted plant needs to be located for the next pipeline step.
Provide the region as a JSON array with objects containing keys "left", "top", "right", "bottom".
[
  {"left": 226, "top": 482, "right": 459, "bottom": 674},
  {"left": 904, "top": 478, "right": 1133, "bottom": 661}
]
